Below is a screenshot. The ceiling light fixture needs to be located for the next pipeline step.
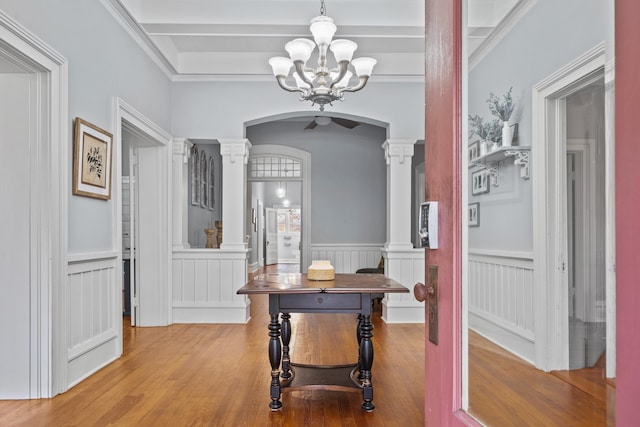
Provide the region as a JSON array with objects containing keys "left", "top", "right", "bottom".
[{"left": 268, "top": 0, "right": 377, "bottom": 111}]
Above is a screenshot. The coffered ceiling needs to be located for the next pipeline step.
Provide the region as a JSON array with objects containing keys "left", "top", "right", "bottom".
[{"left": 112, "top": 0, "right": 518, "bottom": 78}]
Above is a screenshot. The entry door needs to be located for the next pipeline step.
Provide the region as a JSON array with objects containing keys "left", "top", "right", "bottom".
[
  {"left": 422, "top": 0, "right": 472, "bottom": 424},
  {"left": 265, "top": 208, "right": 278, "bottom": 265}
]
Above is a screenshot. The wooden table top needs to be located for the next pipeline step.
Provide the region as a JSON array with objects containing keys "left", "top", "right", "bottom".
[{"left": 237, "top": 273, "right": 410, "bottom": 295}]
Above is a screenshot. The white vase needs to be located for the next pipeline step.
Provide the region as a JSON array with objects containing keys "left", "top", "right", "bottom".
[
  {"left": 491, "top": 141, "right": 499, "bottom": 151},
  {"left": 480, "top": 140, "right": 488, "bottom": 155},
  {"left": 502, "top": 121, "right": 513, "bottom": 147}
]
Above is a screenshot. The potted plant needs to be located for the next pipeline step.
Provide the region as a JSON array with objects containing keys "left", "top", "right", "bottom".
[
  {"left": 469, "top": 115, "right": 502, "bottom": 154},
  {"left": 487, "top": 87, "right": 516, "bottom": 147}
]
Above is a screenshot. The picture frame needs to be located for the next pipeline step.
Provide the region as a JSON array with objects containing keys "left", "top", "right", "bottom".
[
  {"left": 468, "top": 202, "right": 480, "bottom": 227},
  {"left": 468, "top": 141, "right": 479, "bottom": 162},
  {"left": 73, "top": 118, "right": 113, "bottom": 200},
  {"left": 471, "top": 169, "right": 490, "bottom": 196}
]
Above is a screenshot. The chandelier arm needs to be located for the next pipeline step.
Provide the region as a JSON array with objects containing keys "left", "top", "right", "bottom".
[
  {"left": 329, "top": 60, "right": 349, "bottom": 90},
  {"left": 274, "top": 75, "right": 307, "bottom": 95},
  {"left": 338, "top": 76, "right": 370, "bottom": 94}
]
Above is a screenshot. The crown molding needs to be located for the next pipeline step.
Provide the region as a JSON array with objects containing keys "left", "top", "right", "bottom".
[
  {"left": 171, "top": 73, "right": 424, "bottom": 84},
  {"left": 100, "top": 0, "right": 176, "bottom": 78},
  {"left": 469, "top": 0, "right": 538, "bottom": 71}
]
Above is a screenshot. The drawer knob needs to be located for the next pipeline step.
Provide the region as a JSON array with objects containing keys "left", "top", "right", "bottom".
[{"left": 317, "top": 297, "right": 323, "bottom": 304}]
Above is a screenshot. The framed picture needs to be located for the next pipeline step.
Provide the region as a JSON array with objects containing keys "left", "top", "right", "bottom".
[
  {"left": 471, "top": 169, "right": 490, "bottom": 196},
  {"left": 468, "top": 202, "right": 480, "bottom": 227},
  {"left": 73, "top": 118, "right": 113, "bottom": 200},
  {"left": 468, "top": 141, "right": 479, "bottom": 161}
]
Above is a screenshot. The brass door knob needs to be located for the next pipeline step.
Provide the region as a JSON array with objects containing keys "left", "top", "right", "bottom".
[{"left": 414, "top": 282, "right": 427, "bottom": 302}]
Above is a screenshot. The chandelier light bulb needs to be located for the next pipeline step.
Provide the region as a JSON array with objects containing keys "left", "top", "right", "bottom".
[
  {"left": 282, "top": 198, "right": 291, "bottom": 208},
  {"left": 275, "top": 185, "right": 286, "bottom": 198}
]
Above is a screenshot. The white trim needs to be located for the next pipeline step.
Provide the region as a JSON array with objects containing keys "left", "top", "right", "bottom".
[
  {"left": 249, "top": 145, "right": 312, "bottom": 272},
  {"left": 68, "top": 251, "right": 118, "bottom": 264},
  {"left": 468, "top": 248, "right": 533, "bottom": 260},
  {"left": 604, "top": 58, "right": 616, "bottom": 378},
  {"left": 171, "top": 73, "right": 425, "bottom": 84},
  {"left": 100, "top": 0, "right": 175, "bottom": 78},
  {"left": 0, "top": 10, "right": 69, "bottom": 398},
  {"left": 469, "top": 0, "right": 538, "bottom": 70},
  {"left": 532, "top": 42, "right": 606, "bottom": 371},
  {"left": 113, "top": 98, "right": 173, "bottom": 330}
]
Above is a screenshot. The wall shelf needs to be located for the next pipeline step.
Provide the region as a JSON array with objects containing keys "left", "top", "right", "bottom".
[{"left": 469, "top": 146, "right": 530, "bottom": 184}]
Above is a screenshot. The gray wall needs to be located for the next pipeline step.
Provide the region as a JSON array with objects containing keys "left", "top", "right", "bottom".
[
  {"left": 467, "top": 0, "right": 613, "bottom": 252},
  {"left": 247, "top": 120, "right": 388, "bottom": 245},
  {"left": 1, "top": 0, "right": 173, "bottom": 254}
]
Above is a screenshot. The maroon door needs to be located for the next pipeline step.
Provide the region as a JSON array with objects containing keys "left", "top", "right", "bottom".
[{"left": 422, "top": 0, "right": 640, "bottom": 425}]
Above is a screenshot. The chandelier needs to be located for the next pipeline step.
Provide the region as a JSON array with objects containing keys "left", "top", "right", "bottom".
[{"left": 268, "top": 0, "right": 377, "bottom": 111}]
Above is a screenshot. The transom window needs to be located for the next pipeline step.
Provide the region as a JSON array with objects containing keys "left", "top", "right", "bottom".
[{"left": 249, "top": 155, "right": 301, "bottom": 179}]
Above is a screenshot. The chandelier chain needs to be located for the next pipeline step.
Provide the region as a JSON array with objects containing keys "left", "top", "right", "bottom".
[{"left": 320, "top": 0, "right": 326, "bottom": 16}]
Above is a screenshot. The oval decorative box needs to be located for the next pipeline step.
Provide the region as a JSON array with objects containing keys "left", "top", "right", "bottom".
[{"left": 307, "top": 260, "right": 335, "bottom": 281}]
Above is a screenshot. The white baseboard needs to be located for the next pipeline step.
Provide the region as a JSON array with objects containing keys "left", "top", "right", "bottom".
[
  {"left": 382, "top": 302, "right": 425, "bottom": 323},
  {"left": 172, "top": 300, "right": 250, "bottom": 324},
  {"left": 469, "top": 310, "right": 535, "bottom": 365}
]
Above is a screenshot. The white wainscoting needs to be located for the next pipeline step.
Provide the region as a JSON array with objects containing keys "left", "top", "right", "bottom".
[
  {"left": 311, "top": 244, "right": 384, "bottom": 273},
  {"left": 172, "top": 249, "right": 249, "bottom": 323},
  {"left": 66, "top": 252, "right": 120, "bottom": 388},
  {"left": 468, "top": 249, "right": 535, "bottom": 363},
  {"left": 383, "top": 248, "right": 425, "bottom": 323}
]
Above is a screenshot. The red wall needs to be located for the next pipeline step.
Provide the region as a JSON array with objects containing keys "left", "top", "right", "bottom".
[{"left": 615, "top": 0, "right": 640, "bottom": 421}]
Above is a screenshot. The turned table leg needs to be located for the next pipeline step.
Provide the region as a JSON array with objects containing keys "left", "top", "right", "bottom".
[
  {"left": 359, "top": 314, "right": 375, "bottom": 412},
  {"left": 268, "top": 313, "right": 282, "bottom": 410},
  {"left": 280, "top": 313, "right": 292, "bottom": 380}
]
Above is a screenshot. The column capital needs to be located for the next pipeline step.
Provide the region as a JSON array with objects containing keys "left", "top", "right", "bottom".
[
  {"left": 219, "top": 138, "right": 252, "bottom": 164},
  {"left": 382, "top": 139, "right": 417, "bottom": 165},
  {"left": 172, "top": 138, "right": 193, "bottom": 163}
]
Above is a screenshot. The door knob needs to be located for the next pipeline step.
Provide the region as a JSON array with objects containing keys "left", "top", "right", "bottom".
[{"left": 414, "top": 282, "right": 427, "bottom": 302}]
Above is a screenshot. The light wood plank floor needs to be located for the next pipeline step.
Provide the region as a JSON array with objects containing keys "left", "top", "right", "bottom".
[
  {"left": 0, "top": 264, "right": 615, "bottom": 426},
  {"left": 0, "top": 294, "right": 425, "bottom": 426}
]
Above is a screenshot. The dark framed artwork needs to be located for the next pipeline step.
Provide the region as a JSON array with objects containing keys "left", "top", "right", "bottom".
[
  {"left": 468, "top": 202, "right": 480, "bottom": 227},
  {"left": 471, "top": 169, "right": 490, "bottom": 196},
  {"left": 73, "top": 118, "right": 113, "bottom": 200}
]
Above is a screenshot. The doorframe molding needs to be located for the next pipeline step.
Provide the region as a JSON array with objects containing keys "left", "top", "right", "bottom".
[
  {"left": 0, "top": 10, "right": 69, "bottom": 398},
  {"left": 532, "top": 42, "right": 606, "bottom": 371},
  {"left": 112, "top": 97, "right": 173, "bottom": 328}
]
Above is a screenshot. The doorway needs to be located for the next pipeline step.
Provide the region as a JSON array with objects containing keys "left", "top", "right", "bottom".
[{"left": 115, "top": 100, "right": 172, "bottom": 328}]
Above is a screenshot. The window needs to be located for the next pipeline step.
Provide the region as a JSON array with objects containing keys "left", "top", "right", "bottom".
[
  {"left": 277, "top": 209, "right": 301, "bottom": 233},
  {"left": 191, "top": 146, "right": 200, "bottom": 206},
  {"left": 248, "top": 155, "right": 301, "bottom": 179},
  {"left": 208, "top": 157, "right": 215, "bottom": 210},
  {"left": 200, "top": 152, "right": 208, "bottom": 208}
]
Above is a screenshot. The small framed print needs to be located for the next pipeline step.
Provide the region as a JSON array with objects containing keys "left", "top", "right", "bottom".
[
  {"left": 73, "top": 118, "right": 113, "bottom": 200},
  {"left": 471, "top": 169, "right": 490, "bottom": 196},
  {"left": 468, "top": 202, "right": 480, "bottom": 227},
  {"left": 468, "top": 141, "right": 479, "bottom": 162}
]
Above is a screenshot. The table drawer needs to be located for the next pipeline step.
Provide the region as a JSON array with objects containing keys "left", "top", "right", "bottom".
[{"left": 277, "top": 293, "right": 363, "bottom": 311}]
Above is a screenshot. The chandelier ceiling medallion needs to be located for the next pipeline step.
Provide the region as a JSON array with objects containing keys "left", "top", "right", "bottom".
[{"left": 268, "top": 0, "right": 377, "bottom": 111}]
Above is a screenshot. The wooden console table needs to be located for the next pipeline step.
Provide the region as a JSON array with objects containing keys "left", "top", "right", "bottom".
[{"left": 237, "top": 273, "right": 409, "bottom": 412}]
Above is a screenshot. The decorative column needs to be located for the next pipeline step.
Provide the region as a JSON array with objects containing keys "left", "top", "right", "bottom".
[
  {"left": 172, "top": 138, "right": 192, "bottom": 249},
  {"left": 383, "top": 139, "right": 416, "bottom": 251},
  {"left": 219, "top": 139, "right": 252, "bottom": 250},
  {"left": 381, "top": 139, "right": 425, "bottom": 323}
]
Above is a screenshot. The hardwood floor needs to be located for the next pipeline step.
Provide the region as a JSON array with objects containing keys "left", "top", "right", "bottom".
[
  {"left": 0, "top": 269, "right": 425, "bottom": 426},
  {"left": 468, "top": 330, "right": 615, "bottom": 426},
  {"left": 0, "top": 264, "right": 615, "bottom": 426}
]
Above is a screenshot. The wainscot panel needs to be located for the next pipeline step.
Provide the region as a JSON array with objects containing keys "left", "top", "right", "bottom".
[
  {"left": 172, "top": 249, "right": 249, "bottom": 323},
  {"left": 468, "top": 249, "right": 535, "bottom": 363},
  {"left": 310, "top": 244, "right": 384, "bottom": 273},
  {"left": 67, "top": 253, "right": 120, "bottom": 388}
]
